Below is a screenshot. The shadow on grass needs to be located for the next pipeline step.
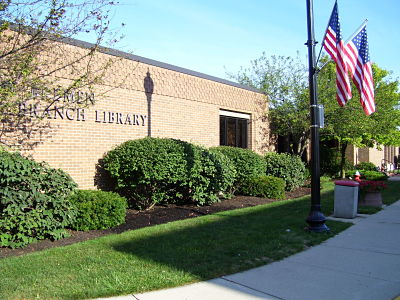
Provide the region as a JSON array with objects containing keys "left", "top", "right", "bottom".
[
  {"left": 382, "top": 181, "right": 400, "bottom": 205},
  {"left": 111, "top": 188, "right": 348, "bottom": 280},
  {"left": 0, "top": 186, "right": 352, "bottom": 300}
]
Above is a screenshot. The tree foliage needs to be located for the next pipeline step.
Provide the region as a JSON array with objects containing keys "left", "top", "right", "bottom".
[
  {"left": 229, "top": 52, "right": 310, "bottom": 157},
  {"left": 231, "top": 53, "right": 310, "bottom": 156},
  {"left": 231, "top": 52, "right": 307, "bottom": 104},
  {"left": 231, "top": 52, "right": 400, "bottom": 173},
  {"left": 0, "top": 0, "right": 122, "bottom": 149},
  {"left": 318, "top": 57, "right": 400, "bottom": 176}
]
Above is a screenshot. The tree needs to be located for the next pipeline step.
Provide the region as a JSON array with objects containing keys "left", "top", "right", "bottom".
[
  {"left": 229, "top": 52, "right": 310, "bottom": 158},
  {"left": 318, "top": 57, "right": 400, "bottom": 177},
  {"left": 0, "top": 0, "right": 123, "bottom": 149},
  {"left": 231, "top": 52, "right": 400, "bottom": 175}
]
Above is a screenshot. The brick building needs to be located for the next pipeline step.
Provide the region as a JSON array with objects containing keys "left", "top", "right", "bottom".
[
  {"left": 12, "top": 37, "right": 270, "bottom": 189},
  {"left": 346, "top": 145, "right": 400, "bottom": 171}
]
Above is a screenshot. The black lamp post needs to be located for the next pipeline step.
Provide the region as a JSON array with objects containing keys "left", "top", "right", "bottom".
[{"left": 305, "top": 0, "right": 329, "bottom": 232}]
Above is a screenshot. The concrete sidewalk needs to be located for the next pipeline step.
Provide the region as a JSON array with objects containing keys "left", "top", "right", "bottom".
[
  {"left": 388, "top": 175, "right": 400, "bottom": 182},
  {"left": 99, "top": 198, "right": 400, "bottom": 300}
]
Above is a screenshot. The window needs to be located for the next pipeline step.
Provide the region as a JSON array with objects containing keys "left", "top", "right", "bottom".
[{"left": 219, "top": 110, "right": 249, "bottom": 148}]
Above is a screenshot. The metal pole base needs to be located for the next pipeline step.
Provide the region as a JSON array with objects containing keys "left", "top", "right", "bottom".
[{"left": 306, "top": 209, "right": 330, "bottom": 232}]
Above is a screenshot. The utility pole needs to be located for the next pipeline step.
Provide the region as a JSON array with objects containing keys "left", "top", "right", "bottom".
[{"left": 305, "top": 0, "right": 329, "bottom": 232}]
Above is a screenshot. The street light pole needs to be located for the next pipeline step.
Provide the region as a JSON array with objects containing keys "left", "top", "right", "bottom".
[{"left": 305, "top": 0, "right": 329, "bottom": 232}]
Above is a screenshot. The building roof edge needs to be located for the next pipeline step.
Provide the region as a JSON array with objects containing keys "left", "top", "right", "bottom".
[{"left": 60, "top": 36, "right": 264, "bottom": 94}]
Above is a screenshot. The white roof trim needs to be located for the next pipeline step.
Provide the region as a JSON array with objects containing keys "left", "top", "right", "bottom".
[{"left": 219, "top": 110, "right": 250, "bottom": 119}]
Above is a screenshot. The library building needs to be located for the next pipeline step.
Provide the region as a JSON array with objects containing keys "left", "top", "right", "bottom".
[{"left": 11, "top": 37, "right": 271, "bottom": 189}]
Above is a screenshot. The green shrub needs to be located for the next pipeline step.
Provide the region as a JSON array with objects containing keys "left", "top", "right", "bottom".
[
  {"left": 0, "top": 152, "right": 77, "bottom": 248},
  {"left": 240, "top": 175, "right": 285, "bottom": 199},
  {"left": 68, "top": 190, "right": 127, "bottom": 231},
  {"left": 103, "top": 138, "right": 234, "bottom": 208},
  {"left": 195, "top": 148, "right": 236, "bottom": 203},
  {"left": 104, "top": 138, "right": 186, "bottom": 208},
  {"left": 355, "top": 162, "right": 378, "bottom": 171},
  {"left": 304, "top": 167, "right": 311, "bottom": 180},
  {"left": 361, "top": 170, "right": 388, "bottom": 181},
  {"left": 320, "top": 146, "right": 354, "bottom": 177},
  {"left": 208, "top": 149, "right": 237, "bottom": 199},
  {"left": 320, "top": 176, "right": 332, "bottom": 184},
  {"left": 264, "top": 152, "right": 306, "bottom": 191},
  {"left": 320, "top": 145, "right": 341, "bottom": 177},
  {"left": 210, "top": 146, "right": 267, "bottom": 194},
  {"left": 347, "top": 169, "right": 388, "bottom": 180},
  {"left": 172, "top": 141, "right": 234, "bottom": 206}
]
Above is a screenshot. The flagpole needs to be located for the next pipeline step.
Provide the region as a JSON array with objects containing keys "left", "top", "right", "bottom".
[
  {"left": 305, "top": 0, "right": 329, "bottom": 232},
  {"left": 317, "top": 19, "right": 368, "bottom": 73},
  {"left": 345, "top": 19, "right": 368, "bottom": 43},
  {"left": 316, "top": 0, "right": 337, "bottom": 66}
]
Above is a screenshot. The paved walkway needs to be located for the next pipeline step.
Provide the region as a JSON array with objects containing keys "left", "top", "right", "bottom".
[
  {"left": 98, "top": 180, "right": 400, "bottom": 300},
  {"left": 388, "top": 175, "right": 400, "bottom": 182}
]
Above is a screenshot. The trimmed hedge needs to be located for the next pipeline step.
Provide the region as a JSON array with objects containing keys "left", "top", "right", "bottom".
[
  {"left": 264, "top": 152, "right": 306, "bottom": 191},
  {"left": 348, "top": 169, "right": 388, "bottom": 180},
  {"left": 104, "top": 140, "right": 305, "bottom": 205},
  {"left": 103, "top": 138, "right": 235, "bottom": 209},
  {"left": 68, "top": 190, "right": 127, "bottom": 231},
  {"left": 172, "top": 140, "right": 236, "bottom": 206},
  {"left": 240, "top": 175, "right": 286, "bottom": 199},
  {"left": 210, "top": 146, "right": 267, "bottom": 194},
  {"left": 355, "top": 162, "right": 378, "bottom": 171},
  {"left": 208, "top": 149, "right": 237, "bottom": 199},
  {"left": 104, "top": 137, "right": 186, "bottom": 208},
  {"left": 0, "top": 152, "right": 77, "bottom": 248}
]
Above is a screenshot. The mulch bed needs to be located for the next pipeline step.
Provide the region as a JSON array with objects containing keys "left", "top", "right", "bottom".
[{"left": 0, "top": 187, "right": 311, "bottom": 259}]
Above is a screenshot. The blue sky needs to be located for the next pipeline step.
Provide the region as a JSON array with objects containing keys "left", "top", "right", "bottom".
[{"left": 96, "top": 0, "right": 399, "bottom": 81}]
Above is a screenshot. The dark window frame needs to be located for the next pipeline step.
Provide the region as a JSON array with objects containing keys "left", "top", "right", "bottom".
[{"left": 219, "top": 115, "right": 248, "bottom": 148}]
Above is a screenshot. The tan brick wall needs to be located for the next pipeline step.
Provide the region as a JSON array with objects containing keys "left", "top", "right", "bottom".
[
  {"left": 348, "top": 145, "right": 384, "bottom": 168},
  {"left": 11, "top": 39, "right": 269, "bottom": 189},
  {"left": 345, "top": 146, "right": 356, "bottom": 165},
  {"left": 368, "top": 147, "right": 384, "bottom": 167},
  {"left": 358, "top": 147, "right": 370, "bottom": 164}
]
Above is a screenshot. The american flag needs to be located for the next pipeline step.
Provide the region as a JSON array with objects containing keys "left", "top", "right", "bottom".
[
  {"left": 345, "top": 25, "right": 375, "bottom": 115},
  {"left": 323, "top": 1, "right": 352, "bottom": 107}
]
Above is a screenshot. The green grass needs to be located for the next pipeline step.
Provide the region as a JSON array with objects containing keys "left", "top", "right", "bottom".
[
  {"left": 357, "top": 206, "right": 382, "bottom": 214},
  {"left": 382, "top": 180, "right": 400, "bottom": 205},
  {"left": 0, "top": 182, "right": 375, "bottom": 299}
]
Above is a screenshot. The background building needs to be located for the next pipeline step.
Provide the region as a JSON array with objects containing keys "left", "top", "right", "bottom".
[{"left": 346, "top": 145, "right": 400, "bottom": 171}]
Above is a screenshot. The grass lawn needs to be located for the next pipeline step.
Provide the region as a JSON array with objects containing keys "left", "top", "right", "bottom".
[
  {"left": 382, "top": 180, "right": 400, "bottom": 205},
  {"left": 2, "top": 181, "right": 399, "bottom": 299},
  {"left": 357, "top": 206, "right": 382, "bottom": 214}
]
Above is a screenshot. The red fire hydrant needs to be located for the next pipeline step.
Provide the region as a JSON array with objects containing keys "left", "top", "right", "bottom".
[{"left": 354, "top": 170, "right": 361, "bottom": 182}]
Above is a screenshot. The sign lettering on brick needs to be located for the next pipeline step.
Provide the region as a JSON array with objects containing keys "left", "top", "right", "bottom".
[{"left": 19, "top": 88, "right": 147, "bottom": 126}]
